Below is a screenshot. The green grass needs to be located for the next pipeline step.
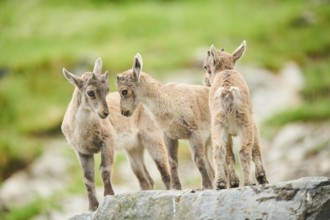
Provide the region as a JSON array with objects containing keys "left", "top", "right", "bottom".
[
  {"left": 0, "top": 0, "right": 329, "bottom": 205},
  {"left": 2, "top": 197, "right": 59, "bottom": 220},
  {"left": 266, "top": 98, "right": 330, "bottom": 127}
]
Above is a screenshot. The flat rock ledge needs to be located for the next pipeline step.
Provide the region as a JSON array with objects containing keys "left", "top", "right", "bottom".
[{"left": 70, "top": 176, "right": 330, "bottom": 220}]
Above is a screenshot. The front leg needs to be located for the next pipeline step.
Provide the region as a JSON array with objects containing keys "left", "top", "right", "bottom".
[
  {"left": 78, "top": 152, "right": 99, "bottom": 211},
  {"left": 100, "top": 141, "right": 115, "bottom": 196}
]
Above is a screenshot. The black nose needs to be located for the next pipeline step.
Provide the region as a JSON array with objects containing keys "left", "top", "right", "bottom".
[{"left": 103, "top": 111, "right": 109, "bottom": 117}]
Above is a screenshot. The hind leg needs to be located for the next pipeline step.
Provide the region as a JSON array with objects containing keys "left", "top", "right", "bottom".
[
  {"left": 205, "top": 140, "right": 215, "bottom": 180},
  {"left": 189, "top": 131, "right": 213, "bottom": 189},
  {"left": 142, "top": 163, "right": 155, "bottom": 189},
  {"left": 164, "top": 136, "right": 182, "bottom": 190},
  {"left": 226, "top": 135, "right": 240, "bottom": 188},
  {"left": 141, "top": 132, "right": 171, "bottom": 190},
  {"left": 212, "top": 123, "right": 228, "bottom": 190},
  {"left": 126, "top": 148, "right": 153, "bottom": 190},
  {"left": 252, "top": 123, "right": 269, "bottom": 184},
  {"left": 239, "top": 121, "right": 254, "bottom": 186}
]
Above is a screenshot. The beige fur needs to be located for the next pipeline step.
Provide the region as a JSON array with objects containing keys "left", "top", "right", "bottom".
[
  {"left": 116, "top": 53, "right": 214, "bottom": 189},
  {"left": 61, "top": 58, "right": 115, "bottom": 211},
  {"left": 62, "top": 59, "right": 172, "bottom": 211},
  {"left": 107, "top": 92, "right": 171, "bottom": 190},
  {"left": 203, "top": 41, "right": 269, "bottom": 189}
]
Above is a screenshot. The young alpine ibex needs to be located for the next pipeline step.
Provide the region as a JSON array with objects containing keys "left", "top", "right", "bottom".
[
  {"left": 116, "top": 53, "right": 214, "bottom": 190},
  {"left": 62, "top": 58, "right": 172, "bottom": 211},
  {"left": 203, "top": 40, "right": 269, "bottom": 189},
  {"left": 61, "top": 58, "right": 115, "bottom": 211},
  {"left": 106, "top": 92, "right": 171, "bottom": 191}
]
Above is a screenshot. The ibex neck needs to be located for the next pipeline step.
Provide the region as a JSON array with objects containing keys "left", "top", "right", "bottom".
[
  {"left": 67, "top": 89, "right": 91, "bottom": 119},
  {"left": 137, "top": 74, "right": 171, "bottom": 117}
]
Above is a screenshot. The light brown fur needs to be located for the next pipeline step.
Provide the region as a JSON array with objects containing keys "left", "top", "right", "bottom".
[
  {"left": 116, "top": 54, "right": 214, "bottom": 189},
  {"left": 107, "top": 92, "right": 171, "bottom": 190},
  {"left": 61, "top": 58, "right": 115, "bottom": 211},
  {"left": 203, "top": 41, "right": 269, "bottom": 189},
  {"left": 62, "top": 59, "right": 172, "bottom": 211}
]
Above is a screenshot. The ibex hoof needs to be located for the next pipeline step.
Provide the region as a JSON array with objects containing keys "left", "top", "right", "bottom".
[
  {"left": 256, "top": 173, "right": 269, "bottom": 184},
  {"left": 216, "top": 181, "right": 227, "bottom": 190},
  {"left": 230, "top": 180, "right": 240, "bottom": 188},
  {"left": 89, "top": 203, "right": 99, "bottom": 212},
  {"left": 191, "top": 188, "right": 202, "bottom": 193},
  {"left": 172, "top": 183, "right": 182, "bottom": 190}
]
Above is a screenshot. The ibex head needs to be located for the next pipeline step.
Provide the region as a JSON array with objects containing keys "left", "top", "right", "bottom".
[
  {"left": 203, "top": 40, "right": 246, "bottom": 86},
  {"left": 63, "top": 58, "right": 110, "bottom": 119},
  {"left": 116, "top": 53, "right": 143, "bottom": 117}
]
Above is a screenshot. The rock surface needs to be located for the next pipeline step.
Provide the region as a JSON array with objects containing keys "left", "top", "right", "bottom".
[
  {"left": 265, "top": 122, "right": 330, "bottom": 183},
  {"left": 70, "top": 176, "right": 330, "bottom": 220}
]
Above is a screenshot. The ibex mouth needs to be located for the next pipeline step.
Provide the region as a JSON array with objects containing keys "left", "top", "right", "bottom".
[
  {"left": 121, "top": 110, "right": 131, "bottom": 117},
  {"left": 98, "top": 112, "right": 109, "bottom": 119}
]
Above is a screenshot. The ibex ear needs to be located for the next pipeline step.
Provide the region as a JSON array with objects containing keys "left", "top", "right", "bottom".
[
  {"left": 209, "top": 44, "right": 217, "bottom": 58},
  {"left": 104, "top": 71, "right": 109, "bottom": 80},
  {"left": 62, "top": 68, "right": 83, "bottom": 89},
  {"left": 93, "top": 57, "right": 102, "bottom": 75},
  {"left": 232, "top": 40, "right": 246, "bottom": 63},
  {"left": 132, "top": 53, "right": 143, "bottom": 82}
]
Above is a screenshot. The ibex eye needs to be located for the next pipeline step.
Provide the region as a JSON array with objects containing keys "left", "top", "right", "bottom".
[
  {"left": 87, "top": 91, "right": 95, "bottom": 97},
  {"left": 121, "top": 90, "right": 128, "bottom": 96}
]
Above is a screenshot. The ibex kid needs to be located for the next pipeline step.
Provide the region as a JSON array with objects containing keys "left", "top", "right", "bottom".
[
  {"left": 61, "top": 58, "right": 115, "bottom": 211},
  {"left": 203, "top": 41, "right": 269, "bottom": 189},
  {"left": 116, "top": 54, "right": 214, "bottom": 190}
]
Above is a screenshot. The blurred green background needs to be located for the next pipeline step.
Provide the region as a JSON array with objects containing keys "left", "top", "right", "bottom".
[{"left": 0, "top": 0, "right": 329, "bottom": 218}]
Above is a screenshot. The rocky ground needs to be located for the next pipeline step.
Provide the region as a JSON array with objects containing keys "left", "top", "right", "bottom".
[
  {"left": 71, "top": 176, "right": 330, "bottom": 220},
  {"left": 1, "top": 61, "right": 329, "bottom": 219}
]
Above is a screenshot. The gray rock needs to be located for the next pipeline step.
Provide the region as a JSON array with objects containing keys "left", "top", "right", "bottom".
[
  {"left": 70, "top": 176, "right": 330, "bottom": 220},
  {"left": 237, "top": 62, "right": 303, "bottom": 123},
  {"left": 265, "top": 122, "right": 330, "bottom": 183},
  {"left": 0, "top": 139, "right": 73, "bottom": 207}
]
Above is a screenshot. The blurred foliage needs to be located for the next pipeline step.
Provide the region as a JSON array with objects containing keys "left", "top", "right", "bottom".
[
  {"left": 267, "top": 98, "right": 330, "bottom": 126},
  {"left": 0, "top": 0, "right": 329, "bottom": 185},
  {"left": 2, "top": 197, "right": 55, "bottom": 220}
]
